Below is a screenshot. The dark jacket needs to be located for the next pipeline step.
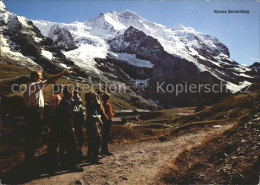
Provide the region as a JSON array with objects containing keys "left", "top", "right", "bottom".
[{"left": 55, "top": 98, "right": 74, "bottom": 131}]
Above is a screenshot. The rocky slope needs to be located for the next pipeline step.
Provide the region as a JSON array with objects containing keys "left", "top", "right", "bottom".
[{"left": 0, "top": 1, "right": 74, "bottom": 74}]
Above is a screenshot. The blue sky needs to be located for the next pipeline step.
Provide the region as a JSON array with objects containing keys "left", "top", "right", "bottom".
[{"left": 3, "top": 0, "right": 260, "bottom": 66}]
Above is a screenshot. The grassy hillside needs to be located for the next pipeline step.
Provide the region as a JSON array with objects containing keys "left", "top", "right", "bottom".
[
  {"left": 140, "top": 107, "right": 197, "bottom": 124},
  {"left": 0, "top": 63, "right": 30, "bottom": 79},
  {"left": 161, "top": 83, "right": 260, "bottom": 184},
  {"left": 0, "top": 63, "right": 137, "bottom": 110}
]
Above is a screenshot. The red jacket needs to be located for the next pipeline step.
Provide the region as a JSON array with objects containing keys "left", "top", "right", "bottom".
[{"left": 103, "top": 102, "right": 114, "bottom": 120}]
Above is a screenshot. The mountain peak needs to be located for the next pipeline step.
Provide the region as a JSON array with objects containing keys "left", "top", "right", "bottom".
[
  {"left": 172, "top": 24, "right": 195, "bottom": 32},
  {"left": 98, "top": 12, "right": 105, "bottom": 17},
  {"left": 0, "top": 1, "right": 7, "bottom": 11},
  {"left": 103, "top": 9, "right": 141, "bottom": 22},
  {"left": 86, "top": 10, "right": 146, "bottom": 36},
  {"left": 119, "top": 9, "right": 140, "bottom": 16},
  {"left": 172, "top": 24, "right": 186, "bottom": 30}
]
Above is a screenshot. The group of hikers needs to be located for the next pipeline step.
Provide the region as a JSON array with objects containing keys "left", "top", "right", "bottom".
[{"left": 23, "top": 70, "right": 114, "bottom": 172}]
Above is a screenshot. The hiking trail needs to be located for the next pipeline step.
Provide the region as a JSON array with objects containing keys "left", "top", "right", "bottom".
[{"left": 27, "top": 124, "right": 233, "bottom": 185}]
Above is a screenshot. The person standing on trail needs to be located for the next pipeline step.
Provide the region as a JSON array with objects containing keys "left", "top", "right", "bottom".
[
  {"left": 49, "top": 86, "right": 83, "bottom": 172},
  {"left": 101, "top": 93, "right": 114, "bottom": 156},
  {"left": 85, "top": 91, "right": 108, "bottom": 164},
  {"left": 23, "top": 70, "right": 70, "bottom": 164},
  {"left": 47, "top": 84, "right": 62, "bottom": 166},
  {"left": 94, "top": 89, "right": 107, "bottom": 158},
  {"left": 72, "top": 87, "right": 85, "bottom": 158}
]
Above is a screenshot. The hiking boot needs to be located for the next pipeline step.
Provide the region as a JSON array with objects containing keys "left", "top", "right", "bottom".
[
  {"left": 91, "top": 159, "right": 103, "bottom": 165},
  {"left": 69, "top": 164, "right": 84, "bottom": 172},
  {"left": 101, "top": 151, "right": 113, "bottom": 156},
  {"left": 98, "top": 153, "right": 105, "bottom": 159},
  {"left": 105, "top": 152, "right": 113, "bottom": 156}
]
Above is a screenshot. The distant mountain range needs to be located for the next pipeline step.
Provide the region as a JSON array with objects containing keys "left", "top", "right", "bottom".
[{"left": 0, "top": 1, "right": 259, "bottom": 108}]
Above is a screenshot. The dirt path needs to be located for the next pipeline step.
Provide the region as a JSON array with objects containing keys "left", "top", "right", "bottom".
[{"left": 27, "top": 124, "right": 233, "bottom": 185}]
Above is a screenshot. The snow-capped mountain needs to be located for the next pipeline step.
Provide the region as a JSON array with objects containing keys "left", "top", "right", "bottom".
[
  {"left": 0, "top": 2, "right": 157, "bottom": 109},
  {"left": 1, "top": 1, "right": 258, "bottom": 107},
  {"left": 0, "top": 1, "right": 74, "bottom": 73},
  {"left": 32, "top": 10, "right": 255, "bottom": 93}
]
